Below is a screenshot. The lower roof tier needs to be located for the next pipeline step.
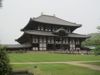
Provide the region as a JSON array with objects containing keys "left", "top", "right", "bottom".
[
  {"left": 24, "top": 30, "right": 89, "bottom": 38},
  {"left": 4, "top": 44, "right": 32, "bottom": 49},
  {"left": 16, "top": 30, "right": 89, "bottom": 44}
]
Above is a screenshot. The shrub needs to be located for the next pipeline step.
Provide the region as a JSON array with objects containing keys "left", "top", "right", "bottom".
[
  {"left": 94, "top": 45, "right": 100, "bottom": 55},
  {"left": 0, "top": 45, "right": 12, "bottom": 75}
]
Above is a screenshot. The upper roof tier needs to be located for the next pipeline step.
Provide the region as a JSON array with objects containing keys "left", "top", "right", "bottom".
[{"left": 32, "top": 15, "right": 81, "bottom": 27}]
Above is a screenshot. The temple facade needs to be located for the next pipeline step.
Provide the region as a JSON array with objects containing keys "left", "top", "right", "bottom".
[{"left": 16, "top": 14, "right": 89, "bottom": 51}]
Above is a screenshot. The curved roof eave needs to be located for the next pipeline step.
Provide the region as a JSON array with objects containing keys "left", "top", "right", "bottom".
[{"left": 15, "top": 33, "right": 31, "bottom": 44}]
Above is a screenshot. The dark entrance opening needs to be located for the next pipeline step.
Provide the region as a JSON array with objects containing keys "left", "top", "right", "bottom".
[
  {"left": 55, "top": 44, "right": 69, "bottom": 50},
  {"left": 32, "top": 43, "right": 39, "bottom": 47},
  {"left": 55, "top": 44, "right": 61, "bottom": 49},
  {"left": 47, "top": 44, "right": 55, "bottom": 50}
]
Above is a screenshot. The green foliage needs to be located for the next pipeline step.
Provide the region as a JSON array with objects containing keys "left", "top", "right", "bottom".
[
  {"left": 82, "top": 33, "right": 100, "bottom": 55},
  {"left": 82, "top": 26, "right": 100, "bottom": 55},
  {"left": 94, "top": 46, "right": 100, "bottom": 55},
  {"left": 97, "top": 26, "right": 100, "bottom": 30},
  {"left": 82, "top": 33, "right": 100, "bottom": 46},
  {"left": 0, "top": 45, "right": 12, "bottom": 75}
]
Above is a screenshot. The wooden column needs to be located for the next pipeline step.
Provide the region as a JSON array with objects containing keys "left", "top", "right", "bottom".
[{"left": 38, "top": 36, "right": 40, "bottom": 51}]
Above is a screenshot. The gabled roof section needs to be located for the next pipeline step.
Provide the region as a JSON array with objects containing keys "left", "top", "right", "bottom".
[{"left": 32, "top": 15, "right": 81, "bottom": 27}]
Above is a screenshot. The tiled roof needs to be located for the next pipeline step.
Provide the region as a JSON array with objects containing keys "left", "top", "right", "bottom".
[
  {"left": 24, "top": 30, "right": 57, "bottom": 36},
  {"left": 5, "top": 44, "right": 32, "bottom": 48},
  {"left": 24, "top": 30, "right": 89, "bottom": 38},
  {"left": 33, "top": 15, "right": 81, "bottom": 27},
  {"left": 68, "top": 33, "right": 90, "bottom": 38}
]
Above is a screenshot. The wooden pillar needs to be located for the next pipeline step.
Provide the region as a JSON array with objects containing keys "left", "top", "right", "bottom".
[
  {"left": 61, "top": 36, "right": 63, "bottom": 50},
  {"left": 38, "top": 36, "right": 40, "bottom": 51},
  {"left": 54, "top": 37, "right": 56, "bottom": 50}
]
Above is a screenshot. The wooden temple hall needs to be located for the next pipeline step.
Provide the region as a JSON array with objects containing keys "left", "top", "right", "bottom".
[{"left": 15, "top": 14, "right": 89, "bottom": 51}]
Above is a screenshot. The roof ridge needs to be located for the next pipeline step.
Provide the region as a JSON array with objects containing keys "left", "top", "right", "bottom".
[{"left": 36, "top": 14, "right": 55, "bottom": 19}]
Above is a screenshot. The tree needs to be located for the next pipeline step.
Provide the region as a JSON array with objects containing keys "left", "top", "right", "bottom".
[
  {"left": 0, "top": 45, "right": 12, "bottom": 75},
  {"left": 94, "top": 45, "right": 100, "bottom": 55},
  {"left": 82, "top": 26, "right": 100, "bottom": 46},
  {"left": 0, "top": 0, "right": 2, "bottom": 7},
  {"left": 97, "top": 26, "right": 100, "bottom": 30},
  {"left": 82, "top": 33, "right": 100, "bottom": 46},
  {"left": 82, "top": 26, "right": 100, "bottom": 55}
]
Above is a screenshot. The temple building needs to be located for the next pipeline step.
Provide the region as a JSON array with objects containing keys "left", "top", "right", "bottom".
[{"left": 16, "top": 14, "right": 89, "bottom": 51}]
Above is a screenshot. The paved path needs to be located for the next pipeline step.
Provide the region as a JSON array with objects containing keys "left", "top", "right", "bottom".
[{"left": 11, "top": 61, "right": 100, "bottom": 71}]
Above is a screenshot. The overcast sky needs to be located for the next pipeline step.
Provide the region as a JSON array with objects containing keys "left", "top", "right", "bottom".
[{"left": 0, "top": 0, "right": 100, "bottom": 44}]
